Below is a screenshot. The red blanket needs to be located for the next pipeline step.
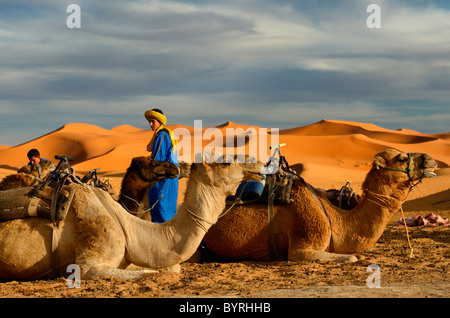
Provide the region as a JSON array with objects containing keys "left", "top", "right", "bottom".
[{"left": 396, "top": 213, "right": 449, "bottom": 227}]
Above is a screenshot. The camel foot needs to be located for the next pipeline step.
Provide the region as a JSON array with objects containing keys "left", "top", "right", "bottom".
[
  {"left": 82, "top": 263, "right": 159, "bottom": 280},
  {"left": 289, "top": 249, "right": 359, "bottom": 263},
  {"left": 126, "top": 263, "right": 181, "bottom": 274},
  {"left": 335, "top": 254, "right": 359, "bottom": 263},
  {"left": 157, "top": 264, "right": 181, "bottom": 273}
]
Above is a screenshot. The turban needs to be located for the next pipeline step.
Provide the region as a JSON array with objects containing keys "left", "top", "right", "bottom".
[
  {"left": 145, "top": 110, "right": 167, "bottom": 126},
  {"left": 145, "top": 110, "right": 178, "bottom": 153}
]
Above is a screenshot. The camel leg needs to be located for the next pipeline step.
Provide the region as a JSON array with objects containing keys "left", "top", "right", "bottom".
[
  {"left": 158, "top": 264, "right": 181, "bottom": 273},
  {"left": 80, "top": 262, "right": 159, "bottom": 280},
  {"left": 126, "top": 263, "right": 181, "bottom": 273},
  {"left": 289, "top": 249, "right": 359, "bottom": 263}
]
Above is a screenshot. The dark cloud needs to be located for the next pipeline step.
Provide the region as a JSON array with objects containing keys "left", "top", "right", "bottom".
[{"left": 1, "top": 0, "right": 450, "bottom": 145}]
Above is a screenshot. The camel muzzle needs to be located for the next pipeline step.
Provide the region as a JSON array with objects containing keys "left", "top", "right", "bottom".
[{"left": 422, "top": 155, "right": 438, "bottom": 178}]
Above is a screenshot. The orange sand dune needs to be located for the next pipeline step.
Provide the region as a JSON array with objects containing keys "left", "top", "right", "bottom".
[
  {"left": 0, "top": 123, "right": 152, "bottom": 169},
  {"left": 1, "top": 119, "right": 449, "bottom": 299},
  {"left": 0, "top": 120, "right": 449, "bottom": 196},
  {"left": 281, "top": 119, "right": 439, "bottom": 144}
]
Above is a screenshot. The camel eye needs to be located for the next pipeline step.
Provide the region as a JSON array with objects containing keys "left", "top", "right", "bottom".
[{"left": 397, "top": 156, "right": 408, "bottom": 163}]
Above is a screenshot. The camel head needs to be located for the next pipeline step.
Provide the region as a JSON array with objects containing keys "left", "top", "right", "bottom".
[
  {"left": 370, "top": 149, "right": 437, "bottom": 186},
  {"left": 130, "top": 156, "right": 179, "bottom": 182},
  {"left": 178, "top": 161, "right": 191, "bottom": 179},
  {"left": 17, "top": 160, "right": 55, "bottom": 180},
  {"left": 190, "top": 155, "right": 265, "bottom": 196}
]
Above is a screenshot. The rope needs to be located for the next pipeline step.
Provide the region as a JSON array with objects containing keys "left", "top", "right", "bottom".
[
  {"left": 121, "top": 179, "right": 168, "bottom": 215},
  {"left": 218, "top": 181, "right": 248, "bottom": 219},
  {"left": 365, "top": 190, "right": 394, "bottom": 209},
  {"left": 184, "top": 205, "right": 214, "bottom": 233},
  {"left": 365, "top": 190, "right": 414, "bottom": 258},
  {"left": 183, "top": 182, "right": 250, "bottom": 233},
  {"left": 400, "top": 205, "right": 414, "bottom": 258}
]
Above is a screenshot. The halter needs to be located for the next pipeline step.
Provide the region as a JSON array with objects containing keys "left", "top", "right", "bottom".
[
  {"left": 379, "top": 153, "right": 413, "bottom": 180},
  {"left": 379, "top": 152, "right": 424, "bottom": 191}
]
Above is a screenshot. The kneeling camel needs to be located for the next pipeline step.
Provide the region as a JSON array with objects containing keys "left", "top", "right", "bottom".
[
  {"left": 0, "top": 157, "right": 263, "bottom": 280},
  {"left": 202, "top": 149, "right": 437, "bottom": 262}
]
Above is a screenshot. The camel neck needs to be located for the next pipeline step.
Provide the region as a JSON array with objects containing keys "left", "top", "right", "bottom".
[
  {"left": 121, "top": 177, "right": 227, "bottom": 268},
  {"left": 354, "top": 183, "right": 411, "bottom": 228},
  {"left": 362, "top": 189, "right": 403, "bottom": 211},
  {"left": 181, "top": 179, "right": 227, "bottom": 231},
  {"left": 329, "top": 181, "right": 412, "bottom": 254}
]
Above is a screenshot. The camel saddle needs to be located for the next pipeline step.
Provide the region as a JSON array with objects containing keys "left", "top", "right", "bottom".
[
  {"left": 0, "top": 185, "right": 75, "bottom": 223},
  {"left": 226, "top": 165, "right": 299, "bottom": 206}
]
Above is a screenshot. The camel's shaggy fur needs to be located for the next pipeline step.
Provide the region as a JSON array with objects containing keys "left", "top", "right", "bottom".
[{"left": 0, "top": 161, "right": 55, "bottom": 191}]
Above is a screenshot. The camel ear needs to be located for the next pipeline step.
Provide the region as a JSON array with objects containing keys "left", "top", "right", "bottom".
[
  {"left": 373, "top": 155, "right": 386, "bottom": 169},
  {"left": 130, "top": 157, "right": 139, "bottom": 169}
]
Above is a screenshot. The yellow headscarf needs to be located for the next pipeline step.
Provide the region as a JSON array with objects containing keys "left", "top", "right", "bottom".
[{"left": 145, "top": 110, "right": 178, "bottom": 153}]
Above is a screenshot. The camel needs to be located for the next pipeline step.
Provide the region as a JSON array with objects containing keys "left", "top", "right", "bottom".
[
  {"left": 0, "top": 161, "right": 55, "bottom": 190},
  {"left": 118, "top": 158, "right": 190, "bottom": 221},
  {"left": 202, "top": 149, "right": 437, "bottom": 263},
  {"left": 0, "top": 157, "right": 264, "bottom": 280},
  {"left": 117, "top": 156, "right": 179, "bottom": 220}
]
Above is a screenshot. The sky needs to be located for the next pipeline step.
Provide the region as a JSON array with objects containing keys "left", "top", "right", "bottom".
[{"left": 1, "top": 0, "right": 450, "bottom": 146}]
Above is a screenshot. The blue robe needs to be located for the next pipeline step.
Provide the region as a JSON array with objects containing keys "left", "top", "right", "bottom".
[{"left": 148, "top": 129, "right": 178, "bottom": 223}]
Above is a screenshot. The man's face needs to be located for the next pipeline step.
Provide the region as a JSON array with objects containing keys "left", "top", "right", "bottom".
[
  {"left": 149, "top": 119, "right": 161, "bottom": 131},
  {"left": 29, "top": 156, "right": 41, "bottom": 165}
]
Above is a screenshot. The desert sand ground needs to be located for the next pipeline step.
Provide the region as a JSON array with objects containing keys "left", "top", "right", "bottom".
[{"left": 0, "top": 120, "right": 448, "bottom": 299}]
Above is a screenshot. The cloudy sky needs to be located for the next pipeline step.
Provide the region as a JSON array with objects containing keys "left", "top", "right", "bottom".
[{"left": 1, "top": 0, "right": 449, "bottom": 146}]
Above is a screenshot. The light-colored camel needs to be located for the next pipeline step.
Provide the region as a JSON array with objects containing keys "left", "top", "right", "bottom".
[
  {"left": 0, "top": 161, "right": 55, "bottom": 190},
  {"left": 202, "top": 149, "right": 437, "bottom": 262},
  {"left": 0, "top": 157, "right": 264, "bottom": 280}
]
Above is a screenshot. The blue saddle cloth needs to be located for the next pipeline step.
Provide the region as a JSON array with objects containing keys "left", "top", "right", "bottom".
[{"left": 226, "top": 175, "right": 266, "bottom": 205}]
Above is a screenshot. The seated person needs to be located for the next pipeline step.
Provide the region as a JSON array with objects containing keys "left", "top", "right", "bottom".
[
  {"left": 27, "top": 148, "right": 51, "bottom": 166},
  {"left": 26, "top": 148, "right": 56, "bottom": 179}
]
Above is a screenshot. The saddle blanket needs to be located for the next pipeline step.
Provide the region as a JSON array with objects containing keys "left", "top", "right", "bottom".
[{"left": 226, "top": 177, "right": 266, "bottom": 205}]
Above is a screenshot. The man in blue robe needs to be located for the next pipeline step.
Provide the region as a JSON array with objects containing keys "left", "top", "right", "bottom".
[{"left": 144, "top": 109, "right": 179, "bottom": 223}]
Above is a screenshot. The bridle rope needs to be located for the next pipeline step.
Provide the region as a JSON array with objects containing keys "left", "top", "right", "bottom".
[{"left": 369, "top": 153, "right": 419, "bottom": 258}]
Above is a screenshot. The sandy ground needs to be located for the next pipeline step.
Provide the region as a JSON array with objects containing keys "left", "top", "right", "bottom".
[
  {"left": 1, "top": 222, "right": 447, "bottom": 298},
  {"left": 0, "top": 120, "right": 448, "bottom": 301},
  {"left": 0, "top": 170, "right": 448, "bottom": 300}
]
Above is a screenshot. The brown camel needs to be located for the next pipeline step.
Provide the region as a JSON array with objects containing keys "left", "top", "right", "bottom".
[
  {"left": 202, "top": 149, "right": 437, "bottom": 262},
  {"left": 0, "top": 161, "right": 55, "bottom": 190},
  {"left": 0, "top": 157, "right": 264, "bottom": 280},
  {"left": 119, "top": 157, "right": 191, "bottom": 221},
  {"left": 117, "top": 156, "right": 180, "bottom": 221}
]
